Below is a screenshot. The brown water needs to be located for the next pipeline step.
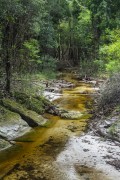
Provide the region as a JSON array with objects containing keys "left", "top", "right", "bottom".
[{"left": 0, "top": 80, "right": 110, "bottom": 180}]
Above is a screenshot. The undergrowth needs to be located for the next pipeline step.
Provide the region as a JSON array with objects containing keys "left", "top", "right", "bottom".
[{"left": 97, "top": 73, "right": 120, "bottom": 114}]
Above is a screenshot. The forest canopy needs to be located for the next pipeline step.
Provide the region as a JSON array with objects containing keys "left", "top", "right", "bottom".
[{"left": 0, "top": 0, "right": 120, "bottom": 94}]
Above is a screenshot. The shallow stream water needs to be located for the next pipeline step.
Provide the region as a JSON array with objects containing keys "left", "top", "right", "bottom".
[{"left": 0, "top": 77, "right": 120, "bottom": 180}]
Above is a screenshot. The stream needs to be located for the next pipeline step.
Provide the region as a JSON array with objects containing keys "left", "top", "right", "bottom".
[{"left": 0, "top": 77, "right": 120, "bottom": 180}]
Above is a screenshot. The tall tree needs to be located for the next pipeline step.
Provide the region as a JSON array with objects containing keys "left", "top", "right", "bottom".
[{"left": 0, "top": 0, "right": 44, "bottom": 93}]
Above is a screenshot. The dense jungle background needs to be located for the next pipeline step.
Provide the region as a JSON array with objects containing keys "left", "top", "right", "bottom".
[{"left": 0, "top": 0, "right": 120, "bottom": 94}]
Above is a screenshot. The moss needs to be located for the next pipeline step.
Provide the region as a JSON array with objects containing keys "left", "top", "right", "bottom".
[
  {"left": 108, "top": 120, "right": 120, "bottom": 137},
  {"left": 13, "top": 92, "right": 51, "bottom": 115},
  {"left": 108, "top": 124, "right": 116, "bottom": 136},
  {"left": 13, "top": 91, "right": 54, "bottom": 114},
  {"left": 115, "top": 106, "right": 120, "bottom": 112},
  {"left": 0, "top": 105, "right": 20, "bottom": 124},
  {"left": 35, "top": 95, "right": 52, "bottom": 107},
  {"left": 1, "top": 98, "right": 48, "bottom": 127},
  {"left": 2, "top": 98, "right": 27, "bottom": 114}
]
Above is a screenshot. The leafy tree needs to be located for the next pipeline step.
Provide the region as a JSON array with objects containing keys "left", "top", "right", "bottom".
[
  {"left": 0, "top": 0, "right": 120, "bottom": 95},
  {"left": 99, "top": 29, "right": 120, "bottom": 74},
  {"left": 0, "top": 0, "right": 44, "bottom": 93}
]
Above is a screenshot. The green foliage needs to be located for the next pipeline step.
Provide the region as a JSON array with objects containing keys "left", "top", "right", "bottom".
[
  {"left": 99, "top": 29, "right": 120, "bottom": 74},
  {"left": 41, "top": 55, "right": 57, "bottom": 71},
  {"left": 75, "top": 9, "right": 92, "bottom": 46},
  {"left": 13, "top": 92, "right": 46, "bottom": 114},
  {"left": 12, "top": 73, "right": 45, "bottom": 97},
  {"left": 93, "top": 59, "right": 106, "bottom": 75},
  {"left": 59, "top": 20, "right": 70, "bottom": 45},
  {"left": 80, "top": 59, "right": 99, "bottom": 77},
  {"left": 23, "top": 39, "right": 40, "bottom": 63},
  {"left": 1, "top": 98, "right": 48, "bottom": 127},
  {"left": 108, "top": 123, "right": 118, "bottom": 136},
  {"left": 0, "top": 0, "right": 120, "bottom": 94},
  {"left": 39, "top": 16, "right": 57, "bottom": 50}
]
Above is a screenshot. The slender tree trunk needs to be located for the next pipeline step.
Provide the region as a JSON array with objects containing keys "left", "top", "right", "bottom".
[
  {"left": 5, "top": 52, "right": 11, "bottom": 94},
  {"left": 58, "top": 23, "right": 61, "bottom": 62},
  {"left": 3, "top": 24, "right": 11, "bottom": 94},
  {"left": 91, "top": 15, "right": 101, "bottom": 60}
]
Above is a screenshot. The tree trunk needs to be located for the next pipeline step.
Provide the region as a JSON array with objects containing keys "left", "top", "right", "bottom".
[
  {"left": 91, "top": 15, "right": 101, "bottom": 60},
  {"left": 3, "top": 24, "right": 11, "bottom": 94},
  {"left": 5, "top": 54, "right": 11, "bottom": 94}
]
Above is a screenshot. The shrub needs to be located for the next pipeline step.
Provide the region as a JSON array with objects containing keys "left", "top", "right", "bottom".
[
  {"left": 97, "top": 73, "right": 120, "bottom": 114},
  {"left": 40, "top": 55, "right": 57, "bottom": 71},
  {"left": 80, "top": 59, "right": 100, "bottom": 78}
]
